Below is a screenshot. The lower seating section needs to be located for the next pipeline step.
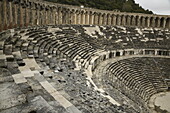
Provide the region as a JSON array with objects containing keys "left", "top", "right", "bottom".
[
  {"left": 152, "top": 58, "right": 170, "bottom": 86},
  {"left": 99, "top": 57, "right": 170, "bottom": 105},
  {"left": 0, "top": 25, "right": 170, "bottom": 113}
]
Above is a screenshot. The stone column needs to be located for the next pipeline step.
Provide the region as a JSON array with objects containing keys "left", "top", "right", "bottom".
[
  {"left": 168, "top": 19, "right": 170, "bottom": 29},
  {"left": 103, "top": 14, "right": 107, "bottom": 25},
  {"left": 146, "top": 17, "right": 150, "bottom": 27},
  {"left": 81, "top": 12, "right": 85, "bottom": 24},
  {"left": 68, "top": 11, "right": 72, "bottom": 24},
  {"left": 3, "top": 0, "right": 7, "bottom": 30},
  {"left": 156, "top": 17, "right": 161, "bottom": 28},
  {"left": 49, "top": 8, "right": 52, "bottom": 24},
  {"left": 53, "top": 7, "right": 57, "bottom": 25},
  {"left": 0, "top": 1, "right": 2, "bottom": 31},
  {"left": 25, "top": 4, "right": 30, "bottom": 27},
  {"left": 155, "top": 50, "right": 158, "bottom": 56},
  {"left": 137, "top": 16, "right": 141, "bottom": 27},
  {"left": 131, "top": 16, "right": 136, "bottom": 26},
  {"left": 19, "top": 3, "right": 24, "bottom": 27},
  {"left": 142, "top": 17, "right": 145, "bottom": 27},
  {"left": 73, "top": 11, "right": 77, "bottom": 24},
  {"left": 61, "top": 9, "right": 65, "bottom": 24},
  {"left": 76, "top": 12, "right": 81, "bottom": 24},
  {"left": 107, "top": 14, "right": 112, "bottom": 25},
  {"left": 36, "top": 5, "right": 40, "bottom": 26},
  {"left": 47, "top": 8, "right": 51, "bottom": 25},
  {"left": 30, "top": 4, "right": 35, "bottom": 26},
  {"left": 41, "top": 7, "right": 45, "bottom": 25},
  {"left": 151, "top": 17, "right": 156, "bottom": 27},
  {"left": 127, "top": 16, "right": 131, "bottom": 26},
  {"left": 89, "top": 12, "right": 93, "bottom": 24},
  {"left": 63, "top": 10, "right": 67, "bottom": 24},
  {"left": 8, "top": 1, "right": 13, "bottom": 28},
  {"left": 85, "top": 12, "right": 89, "bottom": 25},
  {"left": 111, "top": 15, "right": 116, "bottom": 26},
  {"left": 98, "top": 13, "right": 102, "bottom": 25},
  {"left": 52, "top": 8, "right": 55, "bottom": 25},
  {"left": 44, "top": 8, "right": 47, "bottom": 25},
  {"left": 94, "top": 13, "right": 99, "bottom": 25},
  {"left": 58, "top": 7, "right": 62, "bottom": 24},
  {"left": 45, "top": 8, "right": 49, "bottom": 25},
  {"left": 54, "top": 7, "right": 58, "bottom": 25},
  {"left": 70, "top": 11, "right": 73, "bottom": 24},
  {"left": 91, "top": 13, "right": 94, "bottom": 25},
  {"left": 22, "top": 4, "right": 27, "bottom": 27},
  {"left": 117, "top": 15, "right": 121, "bottom": 25},
  {"left": 13, "top": 3, "right": 18, "bottom": 28},
  {"left": 165, "top": 18, "right": 170, "bottom": 29},
  {"left": 122, "top": 15, "right": 126, "bottom": 26},
  {"left": 49, "top": 8, "right": 53, "bottom": 25}
]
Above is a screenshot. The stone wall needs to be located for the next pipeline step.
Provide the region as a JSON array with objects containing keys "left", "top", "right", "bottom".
[{"left": 0, "top": 0, "right": 170, "bottom": 32}]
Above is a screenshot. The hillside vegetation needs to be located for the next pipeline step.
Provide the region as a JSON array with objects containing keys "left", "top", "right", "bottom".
[{"left": 45, "top": 0, "right": 153, "bottom": 14}]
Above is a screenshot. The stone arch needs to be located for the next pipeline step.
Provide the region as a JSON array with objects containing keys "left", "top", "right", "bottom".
[
  {"left": 69, "top": 9, "right": 76, "bottom": 24},
  {"left": 84, "top": 11, "right": 89, "bottom": 25},
  {"left": 93, "top": 12, "right": 99, "bottom": 25},
  {"left": 89, "top": 11, "right": 94, "bottom": 25},
  {"left": 80, "top": 10, "right": 85, "bottom": 24},
  {"left": 75, "top": 10, "right": 81, "bottom": 24},
  {"left": 66, "top": 9, "right": 72, "bottom": 24},
  {"left": 98, "top": 13, "right": 103, "bottom": 25}
]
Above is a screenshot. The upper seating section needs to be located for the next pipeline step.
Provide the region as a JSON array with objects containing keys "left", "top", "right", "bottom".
[{"left": 79, "top": 25, "right": 170, "bottom": 50}]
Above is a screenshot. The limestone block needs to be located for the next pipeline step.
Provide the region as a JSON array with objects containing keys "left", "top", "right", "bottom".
[{"left": 12, "top": 74, "right": 27, "bottom": 84}]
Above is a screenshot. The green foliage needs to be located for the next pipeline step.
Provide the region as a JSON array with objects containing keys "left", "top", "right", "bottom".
[{"left": 45, "top": 0, "right": 153, "bottom": 14}]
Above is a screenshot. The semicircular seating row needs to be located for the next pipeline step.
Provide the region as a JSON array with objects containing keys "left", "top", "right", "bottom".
[
  {"left": 0, "top": 25, "right": 170, "bottom": 113},
  {"left": 99, "top": 57, "right": 170, "bottom": 105},
  {"left": 0, "top": 26, "right": 141, "bottom": 113}
]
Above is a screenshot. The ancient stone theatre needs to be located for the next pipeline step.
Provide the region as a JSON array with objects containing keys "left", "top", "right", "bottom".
[{"left": 0, "top": 0, "right": 170, "bottom": 113}]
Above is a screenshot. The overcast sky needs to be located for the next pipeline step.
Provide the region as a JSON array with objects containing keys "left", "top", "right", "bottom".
[{"left": 134, "top": 0, "right": 170, "bottom": 15}]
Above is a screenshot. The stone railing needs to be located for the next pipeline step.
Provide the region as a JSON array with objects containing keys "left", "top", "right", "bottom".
[{"left": 0, "top": 0, "right": 170, "bottom": 32}]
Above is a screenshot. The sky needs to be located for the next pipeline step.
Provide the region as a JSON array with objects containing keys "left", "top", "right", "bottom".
[{"left": 134, "top": 0, "right": 170, "bottom": 15}]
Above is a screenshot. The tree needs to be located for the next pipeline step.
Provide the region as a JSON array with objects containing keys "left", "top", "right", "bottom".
[{"left": 44, "top": 0, "right": 153, "bottom": 14}]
